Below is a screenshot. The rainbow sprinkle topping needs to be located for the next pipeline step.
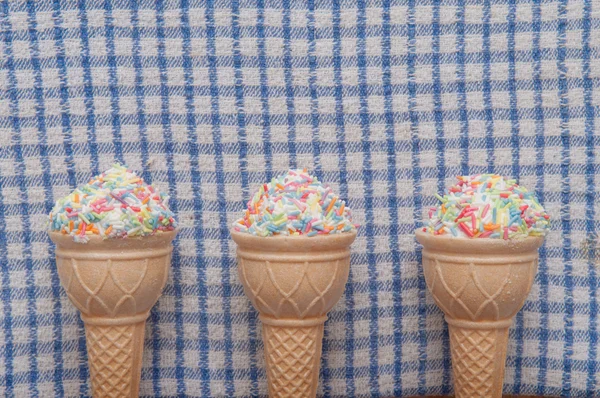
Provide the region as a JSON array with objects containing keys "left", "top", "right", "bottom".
[
  {"left": 233, "top": 169, "right": 357, "bottom": 237},
  {"left": 49, "top": 164, "right": 177, "bottom": 243},
  {"left": 424, "top": 174, "right": 550, "bottom": 239}
]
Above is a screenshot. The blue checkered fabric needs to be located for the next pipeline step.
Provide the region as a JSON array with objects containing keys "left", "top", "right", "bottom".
[{"left": 1, "top": 0, "right": 599, "bottom": 396}]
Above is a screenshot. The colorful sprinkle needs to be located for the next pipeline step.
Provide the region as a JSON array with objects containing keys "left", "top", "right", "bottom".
[
  {"left": 233, "top": 169, "right": 357, "bottom": 237},
  {"left": 48, "top": 164, "right": 177, "bottom": 243},
  {"left": 424, "top": 174, "right": 550, "bottom": 239}
]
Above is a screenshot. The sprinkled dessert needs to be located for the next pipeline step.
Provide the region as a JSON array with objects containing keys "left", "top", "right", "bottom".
[
  {"left": 48, "top": 164, "right": 178, "bottom": 397},
  {"left": 231, "top": 169, "right": 357, "bottom": 397},
  {"left": 232, "top": 169, "right": 358, "bottom": 237},
  {"left": 416, "top": 174, "right": 549, "bottom": 398},
  {"left": 49, "top": 164, "right": 177, "bottom": 243},
  {"left": 423, "top": 174, "right": 550, "bottom": 239}
]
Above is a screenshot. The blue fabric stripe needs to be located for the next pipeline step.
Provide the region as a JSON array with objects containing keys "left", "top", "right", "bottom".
[
  {"left": 431, "top": 0, "right": 451, "bottom": 392},
  {"left": 26, "top": 1, "right": 64, "bottom": 395},
  {"left": 582, "top": 0, "right": 598, "bottom": 394},
  {"left": 256, "top": 0, "right": 273, "bottom": 182},
  {"left": 205, "top": 1, "right": 235, "bottom": 395},
  {"left": 482, "top": 0, "right": 495, "bottom": 173},
  {"left": 307, "top": 0, "right": 322, "bottom": 178},
  {"left": 557, "top": 0, "right": 574, "bottom": 394},
  {"left": 330, "top": 0, "right": 355, "bottom": 395},
  {"left": 4, "top": 98, "right": 599, "bottom": 126},
  {"left": 282, "top": 0, "right": 297, "bottom": 169},
  {"left": 532, "top": 0, "right": 549, "bottom": 394},
  {"left": 153, "top": 0, "right": 183, "bottom": 395},
  {"left": 103, "top": 0, "right": 124, "bottom": 164},
  {"left": 381, "top": 0, "right": 404, "bottom": 395},
  {"left": 507, "top": 0, "right": 520, "bottom": 180},
  {"left": 1, "top": 49, "right": 596, "bottom": 80},
  {"left": 456, "top": 0, "right": 469, "bottom": 177},
  {"left": 0, "top": 180, "right": 14, "bottom": 396},
  {"left": 77, "top": 0, "right": 99, "bottom": 177},
  {"left": 231, "top": 0, "right": 249, "bottom": 199},
  {"left": 130, "top": 0, "right": 151, "bottom": 183},
  {"left": 178, "top": 1, "right": 212, "bottom": 396},
  {"left": 356, "top": 0, "right": 380, "bottom": 394},
  {"left": 230, "top": 1, "right": 258, "bottom": 394},
  {"left": 407, "top": 0, "right": 427, "bottom": 393},
  {"left": 2, "top": 2, "right": 40, "bottom": 394},
  {"left": 506, "top": 0, "right": 525, "bottom": 392},
  {"left": 304, "top": 2, "right": 330, "bottom": 393},
  {"left": 0, "top": 6, "right": 15, "bottom": 394},
  {"left": 51, "top": 0, "right": 77, "bottom": 191},
  {"left": 431, "top": 0, "right": 446, "bottom": 193},
  {"left": 4, "top": 76, "right": 596, "bottom": 103}
]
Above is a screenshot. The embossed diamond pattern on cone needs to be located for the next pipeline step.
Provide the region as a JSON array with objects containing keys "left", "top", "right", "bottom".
[
  {"left": 50, "top": 232, "right": 176, "bottom": 398},
  {"left": 449, "top": 327, "right": 496, "bottom": 397},
  {"left": 416, "top": 231, "right": 544, "bottom": 398},
  {"left": 61, "top": 258, "right": 152, "bottom": 318},
  {"left": 232, "top": 231, "right": 355, "bottom": 398},
  {"left": 422, "top": 255, "right": 538, "bottom": 322},
  {"left": 86, "top": 325, "right": 135, "bottom": 398},
  {"left": 426, "top": 260, "right": 517, "bottom": 321},
  {"left": 263, "top": 323, "right": 323, "bottom": 398},
  {"left": 238, "top": 258, "right": 342, "bottom": 319}
]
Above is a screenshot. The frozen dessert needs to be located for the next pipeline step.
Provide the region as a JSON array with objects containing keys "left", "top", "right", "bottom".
[
  {"left": 49, "top": 163, "right": 177, "bottom": 243},
  {"left": 231, "top": 169, "right": 357, "bottom": 398},
  {"left": 48, "top": 165, "right": 177, "bottom": 398},
  {"left": 423, "top": 174, "right": 550, "bottom": 239},
  {"left": 232, "top": 168, "right": 357, "bottom": 237},
  {"left": 416, "top": 174, "right": 548, "bottom": 398}
]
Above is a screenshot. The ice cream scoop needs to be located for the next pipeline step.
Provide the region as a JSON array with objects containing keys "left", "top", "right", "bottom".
[
  {"left": 423, "top": 174, "right": 550, "bottom": 239},
  {"left": 232, "top": 169, "right": 357, "bottom": 237},
  {"left": 49, "top": 164, "right": 177, "bottom": 243}
]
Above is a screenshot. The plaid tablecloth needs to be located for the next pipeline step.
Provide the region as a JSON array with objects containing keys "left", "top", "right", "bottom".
[{"left": 0, "top": 0, "right": 599, "bottom": 396}]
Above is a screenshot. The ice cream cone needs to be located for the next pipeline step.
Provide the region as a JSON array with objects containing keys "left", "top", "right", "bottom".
[
  {"left": 231, "top": 230, "right": 356, "bottom": 398},
  {"left": 49, "top": 231, "right": 177, "bottom": 398},
  {"left": 416, "top": 229, "right": 544, "bottom": 398}
]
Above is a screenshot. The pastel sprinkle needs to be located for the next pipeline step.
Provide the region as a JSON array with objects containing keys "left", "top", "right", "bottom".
[
  {"left": 424, "top": 174, "right": 550, "bottom": 239},
  {"left": 48, "top": 164, "right": 177, "bottom": 243},
  {"left": 233, "top": 169, "right": 358, "bottom": 237}
]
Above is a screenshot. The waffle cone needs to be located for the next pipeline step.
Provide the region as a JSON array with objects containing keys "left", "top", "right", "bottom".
[
  {"left": 49, "top": 231, "right": 176, "bottom": 398},
  {"left": 416, "top": 229, "right": 544, "bottom": 398},
  {"left": 231, "top": 230, "right": 356, "bottom": 398}
]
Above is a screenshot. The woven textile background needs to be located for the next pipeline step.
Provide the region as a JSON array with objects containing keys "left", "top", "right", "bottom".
[{"left": 0, "top": 0, "right": 599, "bottom": 396}]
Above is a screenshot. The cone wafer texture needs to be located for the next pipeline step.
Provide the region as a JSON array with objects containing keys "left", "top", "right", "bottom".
[
  {"left": 232, "top": 230, "right": 356, "bottom": 398},
  {"left": 416, "top": 230, "right": 544, "bottom": 398},
  {"left": 50, "top": 231, "right": 176, "bottom": 398}
]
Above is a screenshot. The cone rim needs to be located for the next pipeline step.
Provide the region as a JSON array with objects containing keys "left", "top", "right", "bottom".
[
  {"left": 230, "top": 229, "right": 357, "bottom": 251},
  {"left": 48, "top": 230, "right": 178, "bottom": 250},
  {"left": 415, "top": 228, "right": 544, "bottom": 254}
]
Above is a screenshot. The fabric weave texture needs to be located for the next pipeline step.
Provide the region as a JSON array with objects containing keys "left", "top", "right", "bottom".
[{"left": 0, "top": 0, "right": 599, "bottom": 396}]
